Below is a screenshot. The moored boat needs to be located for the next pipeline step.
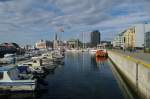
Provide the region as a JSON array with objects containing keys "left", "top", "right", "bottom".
[
  {"left": 96, "top": 49, "right": 108, "bottom": 57},
  {"left": 19, "top": 60, "right": 45, "bottom": 75},
  {"left": 0, "top": 66, "right": 37, "bottom": 91},
  {"left": 41, "top": 52, "right": 53, "bottom": 61},
  {"left": 0, "top": 54, "right": 15, "bottom": 64}
]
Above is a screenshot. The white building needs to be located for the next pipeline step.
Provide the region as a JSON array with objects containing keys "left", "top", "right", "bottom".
[
  {"left": 112, "top": 23, "right": 150, "bottom": 49},
  {"left": 112, "top": 31, "right": 125, "bottom": 48},
  {"left": 133, "top": 23, "right": 150, "bottom": 48}
]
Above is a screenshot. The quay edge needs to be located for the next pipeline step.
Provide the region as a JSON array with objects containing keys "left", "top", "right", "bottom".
[{"left": 108, "top": 51, "right": 150, "bottom": 99}]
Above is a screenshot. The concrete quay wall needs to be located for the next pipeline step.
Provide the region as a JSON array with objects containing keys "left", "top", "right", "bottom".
[{"left": 108, "top": 51, "right": 150, "bottom": 99}]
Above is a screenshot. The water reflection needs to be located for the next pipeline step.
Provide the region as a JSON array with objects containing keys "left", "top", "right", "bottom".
[
  {"left": 90, "top": 55, "right": 108, "bottom": 70},
  {"left": 0, "top": 92, "right": 36, "bottom": 99},
  {"left": 0, "top": 88, "right": 49, "bottom": 99},
  {"left": 96, "top": 57, "right": 107, "bottom": 65},
  {"left": 43, "top": 52, "right": 125, "bottom": 99},
  {"left": 0, "top": 52, "right": 134, "bottom": 99},
  {"left": 0, "top": 67, "right": 57, "bottom": 99},
  {"left": 96, "top": 57, "right": 107, "bottom": 63}
]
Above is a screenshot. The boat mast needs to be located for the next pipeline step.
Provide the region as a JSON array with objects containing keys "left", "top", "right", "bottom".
[{"left": 82, "top": 32, "right": 84, "bottom": 49}]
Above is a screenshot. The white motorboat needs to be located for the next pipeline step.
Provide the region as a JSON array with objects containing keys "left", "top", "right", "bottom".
[
  {"left": 41, "top": 52, "right": 53, "bottom": 60},
  {"left": 52, "top": 51, "right": 64, "bottom": 59},
  {"left": 19, "top": 60, "right": 45, "bottom": 74},
  {"left": 1, "top": 54, "right": 16, "bottom": 64},
  {"left": 0, "top": 66, "right": 37, "bottom": 91}
]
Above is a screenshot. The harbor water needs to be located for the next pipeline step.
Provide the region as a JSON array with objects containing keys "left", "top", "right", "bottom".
[{"left": 0, "top": 52, "right": 135, "bottom": 99}]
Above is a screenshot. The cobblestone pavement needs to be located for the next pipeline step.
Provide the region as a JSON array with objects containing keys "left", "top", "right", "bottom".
[{"left": 110, "top": 49, "right": 150, "bottom": 64}]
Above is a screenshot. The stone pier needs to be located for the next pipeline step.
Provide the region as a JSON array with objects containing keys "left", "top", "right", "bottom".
[{"left": 108, "top": 51, "right": 150, "bottom": 99}]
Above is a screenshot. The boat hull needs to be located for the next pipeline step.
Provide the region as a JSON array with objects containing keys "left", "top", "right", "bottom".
[
  {"left": 0, "top": 82, "right": 36, "bottom": 91},
  {"left": 96, "top": 50, "right": 108, "bottom": 57}
]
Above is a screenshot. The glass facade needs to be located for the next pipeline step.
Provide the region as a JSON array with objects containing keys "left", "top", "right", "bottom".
[
  {"left": 90, "top": 30, "right": 101, "bottom": 47},
  {"left": 145, "top": 31, "right": 150, "bottom": 48}
]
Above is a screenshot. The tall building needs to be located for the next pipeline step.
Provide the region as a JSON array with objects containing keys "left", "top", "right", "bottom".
[
  {"left": 145, "top": 31, "right": 150, "bottom": 48},
  {"left": 53, "top": 33, "right": 65, "bottom": 49},
  {"left": 90, "top": 30, "right": 101, "bottom": 47},
  {"left": 53, "top": 33, "right": 59, "bottom": 49}
]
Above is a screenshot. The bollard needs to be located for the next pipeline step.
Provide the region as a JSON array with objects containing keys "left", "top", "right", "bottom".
[{"left": 136, "top": 63, "right": 139, "bottom": 96}]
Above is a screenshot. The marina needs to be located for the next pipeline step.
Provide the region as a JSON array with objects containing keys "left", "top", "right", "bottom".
[
  {"left": 0, "top": 50, "right": 137, "bottom": 99},
  {"left": 0, "top": 0, "right": 150, "bottom": 99}
]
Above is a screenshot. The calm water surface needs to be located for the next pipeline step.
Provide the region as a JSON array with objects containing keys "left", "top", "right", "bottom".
[
  {"left": 39, "top": 52, "right": 124, "bottom": 99},
  {"left": 0, "top": 52, "right": 133, "bottom": 99}
]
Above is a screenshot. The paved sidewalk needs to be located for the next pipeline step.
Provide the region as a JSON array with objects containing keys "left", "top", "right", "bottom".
[{"left": 111, "top": 49, "right": 150, "bottom": 64}]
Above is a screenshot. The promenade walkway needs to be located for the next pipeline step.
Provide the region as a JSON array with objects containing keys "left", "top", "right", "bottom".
[{"left": 111, "top": 49, "right": 150, "bottom": 64}]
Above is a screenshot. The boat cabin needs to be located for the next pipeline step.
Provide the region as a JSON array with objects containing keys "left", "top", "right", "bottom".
[{"left": 0, "top": 66, "right": 29, "bottom": 81}]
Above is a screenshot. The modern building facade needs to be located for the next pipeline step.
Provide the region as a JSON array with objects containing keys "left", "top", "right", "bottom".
[
  {"left": 123, "top": 27, "right": 135, "bottom": 48},
  {"left": 90, "top": 30, "right": 101, "bottom": 47},
  {"left": 145, "top": 31, "right": 150, "bottom": 48},
  {"left": 36, "top": 40, "right": 53, "bottom": 49},
  {"left": 112, "top": 31, "right": 125, "bottom": 49},
  {"left": 127, "top": 24, "right": 150, "bottom": 48},
  {"left": 112, "top": 23, "right": 150, "bottom": 49},
  {"left": 67, "top": 39, "right": 82, "bottom": 49}
]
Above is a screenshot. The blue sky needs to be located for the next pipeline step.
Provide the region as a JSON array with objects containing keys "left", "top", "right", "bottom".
[{"left": 0, "top": 0, "right": 150, "bottom": 45}]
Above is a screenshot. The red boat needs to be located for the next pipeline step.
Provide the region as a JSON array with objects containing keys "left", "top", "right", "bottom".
[{"left": 96, "top": 49, "right": 108, "bottom": 57}]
